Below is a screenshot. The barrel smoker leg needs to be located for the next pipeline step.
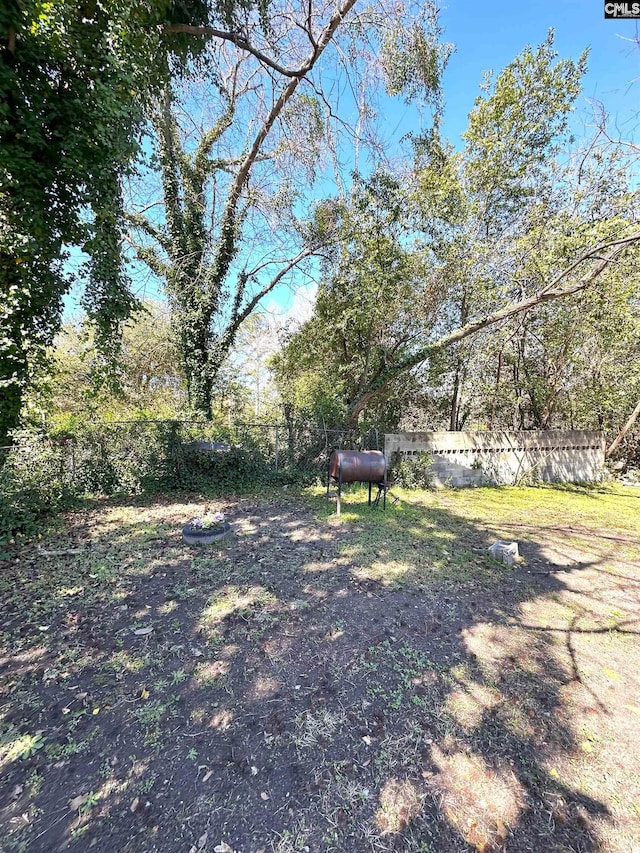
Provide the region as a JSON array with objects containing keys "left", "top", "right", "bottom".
[
  {"left": 368, "top": 481, "right": 372, "bottom": 506},
  {"left": 337, "top": 469, "right": 342, "bottom": 516}
]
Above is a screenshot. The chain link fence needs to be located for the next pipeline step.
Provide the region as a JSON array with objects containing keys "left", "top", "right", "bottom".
[{"left": 0, "top": 420, "right": 384, "bottom": 541}]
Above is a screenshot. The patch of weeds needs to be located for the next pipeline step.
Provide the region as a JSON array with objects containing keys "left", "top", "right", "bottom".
[
  {"left": 357, "top": 640, "right": 436, "bottom": 712},
  {"left": 202, "top": 630, "right": 224, "bottom": 652},
  {"left": 99, "top": 757, "right": 114, "bottom": 779},
  {"left": 138, "top": 772, "right": 158, "bottom": 793},
  {"left": 45, "top": 731, "right": 96, "bottom": 761},
  {"left": 70, "top": 825, "right": 91, "bottom": 841},
  {"left": 199, "top": 585, "right": 278, "bottom": 629},
  {"left": 190, "top": 708, "right": 206, "bottom": 725},
  {"left": 0, "top": 727, "right": 46, "bottom": 766},
  {"left": 272, "top": 817, "right": 311, "bottom": 853},
  {"left": 314, "top": 494, "right": 483, "bottom": 589},
  {"left": 193, "top": 660, "right": 229, "bottom": 690},
  {"left": 65, "top": 708, "right": 88, "bottom": 731},
  {"left": 133, "top": 699, "right": 174, "bottom": 747},
  {"left": 192, "top": 557, "right": 227, "bottom": 583},
  {"left": 79, "top": 791, "right": 101, "bottom": 815},
  {"left": 171, "top": 668, "right": 188, "bottom": 684},
  {"left": 171, "top": 581, "right": 197, "bottom": 601},
  {"left": 107, "top": 649, "right": 148, "bottom": 674},
  {"left": 85, "top": 560, "right": 117, "bottom": 583},
  {"left": 26, "top": 769, "right": 43, "bottom": 798},
  {"left": 248, "top": 608, "right": 282, "bottom": 641},
  {"left": 16, "top": 731, "right": 45, "bottom": 760}
]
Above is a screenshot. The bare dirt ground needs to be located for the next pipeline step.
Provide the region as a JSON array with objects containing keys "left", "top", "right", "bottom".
[{"left": 0, "top": 484, "right": 638, "bottom": 853}]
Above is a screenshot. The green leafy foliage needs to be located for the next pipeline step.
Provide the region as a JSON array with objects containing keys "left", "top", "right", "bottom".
[
  {"left": 29, "top": 302, "right": 186, "bottom": 422},
  {"left": 272, "top": 172, "right": 434, "bottom": 431},
  {"left": 462, "top": 29, "right": 587, "bottom": 231},
  {"left": 389, "top": 451, "right": 434, "bottom": 489},
  {"left": 275, "top": 31, "right": 639, "bottom": 441},
  {"left": 381, "top": 12, "right": 452, "bottom": 105},
  {"left": 0, "top": 421, "right": 284, "bottom": 544},
  {"left": 0, "top": 430, "right": 79, "bottom": 546},
  {"left": 175, "top": 443, "right": 271, "bottom": 491},
  {"left": 0, "top": 0, "right": 234, "bottom": 444}
]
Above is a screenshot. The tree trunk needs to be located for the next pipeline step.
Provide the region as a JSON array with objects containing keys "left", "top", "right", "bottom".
[
  {"left": 283, "top": 403, "right": 296, "bottom": 467},
  {"left": 189, "top": 371, "right": 212, "bottom": 418},
  {"left": 0, "top": 383, "right": 22, "bottom": 449},
  {"left": 449, "top": 360, "right": 462, "bottom": 431},
  {"left": 488, "top": 349, "right": 503, "bottom": 430},
  {"left": 185, "top": 346, "right": 212, "bottom": 418},
  {"left": 606, "top": 398, "right": 640, "bottom": 458}
]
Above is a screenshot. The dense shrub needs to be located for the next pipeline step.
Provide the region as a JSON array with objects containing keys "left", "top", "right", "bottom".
[
  {"left": 170, "top": 444, "right": 271, "bottom": 491},
  {"left": 0, "top": 431, "right": 80, "bottom": 544},
  {"left": 57, "top": 421, "right": 279, "bottom": 494},
  {"left": 390, "top": 451, "right": 434, "bottom": 489},
  {"left": 1, "top": 419, "right": 379, "bottom": 543},
  {"left": 0, "top": 421, "right": 302, "bottom": 543},
  {"left": 68, "top": 421, "right": 183, "bottom": 494}
]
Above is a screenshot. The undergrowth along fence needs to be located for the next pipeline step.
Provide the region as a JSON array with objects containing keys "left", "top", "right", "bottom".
[
  {"left": 53, "top": 418, "right": 379, "bottom": 483},
  {"left": 0, "top": 420, "right": 381, "bottom": 543},
  {"left": 1, "top": 417, "right": 636, "bottom": 545}
]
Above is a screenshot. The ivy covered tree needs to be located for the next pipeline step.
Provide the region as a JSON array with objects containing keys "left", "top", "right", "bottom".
[
  {"left": 0, "top": 0, "right": 260, "bottom": 445},
  {"left": 126, "top": 0, "right": 451, "bottom": 417}
]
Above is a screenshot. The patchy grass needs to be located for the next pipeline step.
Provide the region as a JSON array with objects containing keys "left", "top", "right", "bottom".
[{"left": 0, "top": 484, "right": 638, "bottom": 852}]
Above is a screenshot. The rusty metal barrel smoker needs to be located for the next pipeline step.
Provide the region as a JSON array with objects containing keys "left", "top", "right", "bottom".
[{"left": 326, "top": 449, "right": 387, "bottom": 515}]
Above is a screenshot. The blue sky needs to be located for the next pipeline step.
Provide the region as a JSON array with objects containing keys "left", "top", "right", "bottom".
[{"left": 438, "top": 0, "right": 639, "bottom": 145}]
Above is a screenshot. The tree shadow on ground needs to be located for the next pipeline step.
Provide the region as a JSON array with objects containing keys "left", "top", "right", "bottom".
[{"left": 0, "top": 486, "right": 638, "bottom": 852}]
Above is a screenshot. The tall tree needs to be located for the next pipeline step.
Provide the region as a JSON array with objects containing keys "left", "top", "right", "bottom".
[
  {"left": 0, "top": 0, "right": 258, "bottom": 445},
  {"left": 278, "top": 33, "right": 640, "bottom": 429},
  {"left": 126, "top": 0, "right": 451, "bottom": 417},
  {"left": 271, "top": 172, "right": 438, "bottom": 431}
]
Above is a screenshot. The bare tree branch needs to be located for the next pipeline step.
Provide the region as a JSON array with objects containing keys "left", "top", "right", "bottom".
[
  {"left": 606, "top": 397, "right": 640, "bottom": 458},
  {"left": 212, "top": 0, "right": 358, "bottom": 303},
  {"left": 164, "top": 24, "right": 311, "bottom": 78},
  {"left": 587, "top": 98, "right": 640, "bottom": 155},
  {"left": 219, "top": 246, "right": 317, "bottom": 356},
  {"left": 239, "top": 247, "right": 317, "bottom": 324}
]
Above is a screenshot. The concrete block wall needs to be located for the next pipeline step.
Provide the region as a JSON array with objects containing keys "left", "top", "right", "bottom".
[{"left": 384, "top": 430, "right": 606, "bottom": 487}]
